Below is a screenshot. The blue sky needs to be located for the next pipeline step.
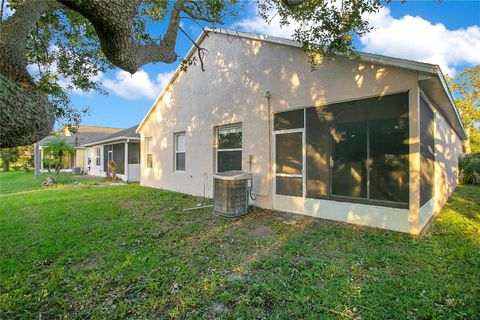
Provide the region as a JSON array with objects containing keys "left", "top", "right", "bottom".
[{"left": 21, "top": 1, "right": 480, "bottom": 129}]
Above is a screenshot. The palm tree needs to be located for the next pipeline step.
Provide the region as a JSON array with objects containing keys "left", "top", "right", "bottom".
[{"left": 43, "top": 138, "right": 74, "bottom": 175}]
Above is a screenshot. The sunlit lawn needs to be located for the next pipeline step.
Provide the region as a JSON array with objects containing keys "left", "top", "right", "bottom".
[{"left": 0, "top": 171, "right": 479, "bottom": 319}]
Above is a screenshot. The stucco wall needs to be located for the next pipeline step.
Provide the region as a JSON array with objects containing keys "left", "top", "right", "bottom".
[
  {"left": 74, "top": 148, "right": 86, "bottom": 171},
  {"left": 139, "top": 32, "right": 420, "bottom": 210},
  {"left": 419, "top": 107, "right": 463, "bottom": 231},
  {"left": 128, "top": 164, "right": 140, "bottom": 182}
]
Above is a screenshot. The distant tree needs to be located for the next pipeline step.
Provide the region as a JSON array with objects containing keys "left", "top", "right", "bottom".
[
  {"left": 15, "top": 144, "right": 34, "bottom": 170},
  {"left": 43, "top": 138, "right": 74, "bottom": 175},
  {"left": 0, "top": 147, "right": 20, "bottom": 171},
  {"left": 447, "top": 65, "right": 480, "bottom": 154},
  {"left": 1, "top": 0, "right": 388, "bottom": 148}
]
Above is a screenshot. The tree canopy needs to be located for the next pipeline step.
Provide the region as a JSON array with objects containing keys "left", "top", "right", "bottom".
[
  {"left": 3, "top": 0, "right": 387, "bottom": 147},
  {"left": 42, "top": 137, "right": 74, "bottom": 175},
  {"left": 447, "top": 65, "right": 480, "bottom": 154}
]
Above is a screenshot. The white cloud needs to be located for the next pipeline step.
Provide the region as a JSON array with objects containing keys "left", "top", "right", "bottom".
[
  {"left": 60, "top": 72, "right": 104, "bottom": 97},
  {"left": 360, "top": 7, "right": 480, "bottom": 76},
  {"left": 233, "top": 1, "right": 347, "bottom": 39},
  {"left": 2, "top": 0, "right": 14, "bottom": 20},
  {"left": 103, "top": 69, "right": 175, "bottom": 100},
  {"left": 234, "top": 4, "right": 479, "bottom": 76},
  {"left": 233, "top": 4, "right": 299, "bottom": 39}
]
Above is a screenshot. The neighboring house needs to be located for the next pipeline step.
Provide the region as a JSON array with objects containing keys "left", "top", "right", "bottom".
[
  {"left": 136, "top": 28, "right": 466, "bottom": 235},
  {"left": 38, "top": 126, "right": 123, "bottom": 172},
  {"left": 82, "top": 125, "right": 141, "bottom": 182}
]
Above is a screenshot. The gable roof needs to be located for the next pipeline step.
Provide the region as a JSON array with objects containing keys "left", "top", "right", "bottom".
[
  {"left": 137, "top": 28, "right": 466, "bottom": 140},
  {"left": 38, "top": 126, "right": 123, "bottom": 147},
  {"left": 82, "top": 125, "right": 140, "bottom": 147}
]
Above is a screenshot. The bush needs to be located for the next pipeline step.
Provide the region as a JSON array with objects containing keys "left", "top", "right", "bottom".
[{"left": 459, "top": 153, "right": 480, "bottom": 184}]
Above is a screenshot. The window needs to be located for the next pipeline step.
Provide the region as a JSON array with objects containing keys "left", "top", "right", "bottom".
[
  {"left": 106, "top": 145, "right": 113, "bottom": 162},
  {"left": 145, "top": 137, "right": 153, "bottom": 168},
  {"left": 217, "top": 124, "right": 242, "bottom": 172},
  {"left": 95, "top": 147, "right": 101, "bottom": 166},
  {"left": 175, "top": 132, "right": 186, "bottom": 171}
]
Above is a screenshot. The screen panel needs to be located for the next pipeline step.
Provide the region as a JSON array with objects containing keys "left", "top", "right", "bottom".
[
  {"left": 369, "top": 118, "right": 409, "bottom": 203},
  {"left": 275, "top": 92, "right": 410, "bottom": 208},
  {"left": 327, "top": 92, "right": 409, "bottom": 124},
  {"left": 113, "top": 143, "right": 125, "bottom": 174},
  {"left": 128, "top": 143, "right": 140, "bottom": 164},
  {"left": 275, "top": 132, "right": 303, "bottom": 174},
  {"left": 103, "top": 145, "right": 111, "bottom": 172},
  {"left": 274, "top": 109, "right": 304, "bottom": 131},
  {"left": 276, "top": 176, "right": 303, "bottom": 197},
  {"left": 420, "top": 97, "right": 435, "bottom": 206},
  {"left": 306, "top": 107, "right": 330, "bottom": 198},
  {"left": 331, "top": 122, "right": 367, "bottom": 198}
]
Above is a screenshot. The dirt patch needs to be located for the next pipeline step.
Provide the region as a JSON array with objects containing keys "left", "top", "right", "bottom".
[
  {"left": 208, "top": 302, "right": 230, "bottom": 318},
  {"left": 71, "top": 254, "right": 104, "bottom": 273},
  {"left": 271, "top": 211, "right": 313, "bottom": 225}
]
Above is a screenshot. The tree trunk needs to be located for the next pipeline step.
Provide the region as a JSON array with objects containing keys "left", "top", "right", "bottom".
[
  {"left": 463, "top": 127, "right": 472, "bottom": 155},
  {"left": 2, "top": 160, "right": 9, "bottom": 171},
  {"left": 56, "top": 156, "right": 62, "bottom": 176},
  {"left": 463, "top": 139, "right": 472, "bottom": 155}
]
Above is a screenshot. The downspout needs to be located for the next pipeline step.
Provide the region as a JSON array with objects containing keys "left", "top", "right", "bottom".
[
  {"left": 252, "top": 90, "right": 272, "bottom": 198},
  {"left": 125, "top": 138, "right": 129, "bottom": 182}
]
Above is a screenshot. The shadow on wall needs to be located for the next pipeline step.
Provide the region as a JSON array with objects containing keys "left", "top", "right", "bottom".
[{"left": 433, "top": 111, "right": 462, "bottom": 210}]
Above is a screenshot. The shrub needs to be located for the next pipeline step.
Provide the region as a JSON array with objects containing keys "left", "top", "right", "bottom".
[{"left": 459, "top": 153, "right": 480, "bottom": 184}]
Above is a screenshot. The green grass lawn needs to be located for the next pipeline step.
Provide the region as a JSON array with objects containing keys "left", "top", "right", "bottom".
[
  {"left": 0, "top": 170, "right": 106, "bottom": 194},
  {"left": 0, "top": 171, "right": 479, "bottom": 319}
]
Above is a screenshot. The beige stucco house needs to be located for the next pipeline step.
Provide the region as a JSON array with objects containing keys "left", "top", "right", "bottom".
[{"left": 136, "top": 28, "right": 466, "bottom": 235}]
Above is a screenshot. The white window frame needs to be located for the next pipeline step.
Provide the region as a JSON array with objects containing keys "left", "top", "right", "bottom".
[
  {"left": 107, "top": 145, "right": 113, "bottom": 162},
  {"left": 174, "top": 132, "right": 186, "bottom": 172},
  {"left": 145, "top": 137, "right": 153, "bottom": 169},
  {"left": 216, "top": 124, "right": 242, "bottom": 173},
  {"left": 95, "top": 147, "right": 101, "bottom": 166}
]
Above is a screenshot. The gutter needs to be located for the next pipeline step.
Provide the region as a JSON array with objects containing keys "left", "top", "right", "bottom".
[{"left": 82, "top": 136, "right": 140, "bottom": 147}]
